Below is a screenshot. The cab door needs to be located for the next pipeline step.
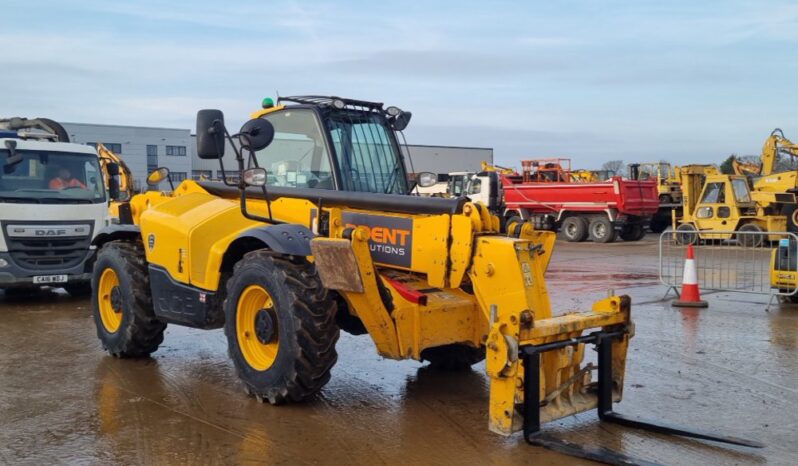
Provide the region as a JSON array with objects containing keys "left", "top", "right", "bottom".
[{"left": 693, "top": 181, "right": 739, "bottom": 230}]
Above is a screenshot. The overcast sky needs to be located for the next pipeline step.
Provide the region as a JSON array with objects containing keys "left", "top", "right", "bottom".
[{"left": 3, "top": 0, "right": 798, "bottom": 168}]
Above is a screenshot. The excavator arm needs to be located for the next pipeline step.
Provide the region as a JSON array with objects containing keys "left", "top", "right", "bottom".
[
  {"left": 760, "top": 128, "right": 798, "bottom": 176},
  {"left": 97, "top": 143, "right": 134, "bottom": 201},
  {"left": 731, "top": 156, "right": 762, "bottom": 177}
]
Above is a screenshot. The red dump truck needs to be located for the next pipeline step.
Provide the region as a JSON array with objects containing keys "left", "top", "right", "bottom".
[{"left": 462, "top": 159, "right": 659, "bottom": 243}]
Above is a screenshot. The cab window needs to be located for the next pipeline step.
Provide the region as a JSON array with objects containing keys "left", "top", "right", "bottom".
[
  {"left": 469, "top": 177, "right": 482, "bottom": 195},
  {"left": 731, "top": 178, "right": 751, "bottom": 203},
  {"left": 253, "top": 109, "right": 334, "bottom": 189},
  {"left": 701, "top": 182, "right": 725, "bottom": 204}
]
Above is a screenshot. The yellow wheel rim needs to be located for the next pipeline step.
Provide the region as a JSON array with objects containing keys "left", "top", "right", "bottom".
[
  {"left": 98, "top": 268, "right": 123, "bottom": 333},
  {"left": 236, "top": 285, "right": 279, "bottom": 371}
]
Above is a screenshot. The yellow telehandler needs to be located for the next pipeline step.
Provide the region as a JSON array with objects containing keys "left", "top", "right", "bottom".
[{"left": 89, "top": 96, "right": 760, "bottom": 464}]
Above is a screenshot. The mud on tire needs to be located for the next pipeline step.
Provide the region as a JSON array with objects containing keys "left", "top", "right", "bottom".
[
  {"left": 91, "top": 241, "right": 166, "bottom": 357},
  {"left": 224, "top": 250, "right": 339, "bottom": 404},
  {"left": 421, "top": 343, "right": 485, "bottom": 371}
]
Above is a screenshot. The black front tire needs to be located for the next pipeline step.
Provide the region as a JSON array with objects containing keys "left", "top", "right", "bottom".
[
  {"left": 675, "top": 224, "right": 698, "bottom": 245},
  {"left": 224, "top": 250, "right": 339, "bottom": 404},
  {"left": 421, "top": 344, "right": 485, "bottom": 371},
  {"left": 91, "top": 241, "right": 166, "bottom": 357}
]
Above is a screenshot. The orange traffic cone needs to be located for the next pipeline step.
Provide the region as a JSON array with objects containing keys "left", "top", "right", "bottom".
[{"left": 672, "top": 244, "right": 708, "bottom": 308}]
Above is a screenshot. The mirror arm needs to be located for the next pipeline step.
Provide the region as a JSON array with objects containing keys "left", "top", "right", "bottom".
[{"left": 226, "top": 127, "right": 275, "bottom": 224}]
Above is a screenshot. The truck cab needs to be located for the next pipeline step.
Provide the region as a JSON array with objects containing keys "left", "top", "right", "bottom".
[{"left": 0, "top": 126, "right": 112, "bottom": 294}]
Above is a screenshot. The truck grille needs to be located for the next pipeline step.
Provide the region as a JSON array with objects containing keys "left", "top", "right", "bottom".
[{"left": 2, "top": 222, "right": 94, "bottom": 271}]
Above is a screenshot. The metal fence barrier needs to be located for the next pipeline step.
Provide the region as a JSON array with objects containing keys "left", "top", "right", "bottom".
[{"left": 659, "top": 229, "right": 798, "bottom": 307}]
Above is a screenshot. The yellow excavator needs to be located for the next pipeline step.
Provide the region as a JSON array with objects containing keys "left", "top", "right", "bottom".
[
  {"left": 732, "top": 129, "right": 798, "bottom": 230},
  {"left": 480, "top": 160, "right": 514, "bottom": 174},
  {"left": 89, "top": 96, "right": 761, "bottom": 464},
  {"left": 96, "top": 143, "right": 135, "bottom": 221}
]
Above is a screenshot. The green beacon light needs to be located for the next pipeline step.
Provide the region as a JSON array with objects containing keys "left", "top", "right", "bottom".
[{"left": 261, "top": 97, "right": 275, "bottom": 109}]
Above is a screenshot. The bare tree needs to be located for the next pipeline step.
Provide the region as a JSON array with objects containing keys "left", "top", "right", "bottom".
[{"left": 601, "top": 160, "right": 624, "bottom": 177}]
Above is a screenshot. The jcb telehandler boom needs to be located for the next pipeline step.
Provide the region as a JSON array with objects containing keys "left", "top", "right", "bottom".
[{"left": 90, "top": 96, "right": 761, "bottom": 464}]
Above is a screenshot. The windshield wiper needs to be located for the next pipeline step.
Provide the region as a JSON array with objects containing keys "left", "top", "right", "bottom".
[
  {"left": 36, "top": 197, "right": 93, "bottom": 204},
  {"left": 383, "top": 163, "right": 403, "bottom": 194},
  {"left": 1, "top": 196, "right": 94, "bottom": 204},
  {"left": 0, "top": 196, "right": 40, "bottom": 203}
]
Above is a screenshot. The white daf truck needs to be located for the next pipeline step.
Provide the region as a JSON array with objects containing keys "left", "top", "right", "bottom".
[{"left": 0, "top": 117, "right": 118, "bottom": 295}]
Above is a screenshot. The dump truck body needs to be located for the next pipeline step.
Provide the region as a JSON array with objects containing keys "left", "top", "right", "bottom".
[{"left": 500, "top": 175, "right": 658, "bottom": 242}]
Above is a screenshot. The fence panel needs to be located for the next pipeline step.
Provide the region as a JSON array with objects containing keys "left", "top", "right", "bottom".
[{"left": 659, "top": 229, "right": 798, "bottom": 300}]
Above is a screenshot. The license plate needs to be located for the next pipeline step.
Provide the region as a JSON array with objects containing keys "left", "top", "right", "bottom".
[{"left": 32, "top": 275, "right": 68, "bottom": 284}]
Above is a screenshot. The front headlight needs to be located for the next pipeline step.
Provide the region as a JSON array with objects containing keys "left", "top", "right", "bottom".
[{"left": 0, "top": 258, "right": 8, "bottom": 268}]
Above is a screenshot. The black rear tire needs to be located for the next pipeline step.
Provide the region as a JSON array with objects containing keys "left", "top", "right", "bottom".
[
  {"left": 781, "top": 203, "right": 798, "bottom": 233},
  {"left": 224, "top": 250, "right": 339, "bottom": 404},
  {"left": 91, "top": 241, "right": 166, "bottom": 357},
  {"left": 650, "top": 218, "right": 669, "bottom": 233},
  {"left": 736, "top": 223, "right": 764, "bottom": 248},
  {"left": 619, "top": 224, "right": 645, "bottom": 241},
  {"left": 421, "top": 343, "right": 485, "bottom": 371},
  {"left": 559, "top": 216, "right": 589, "bottom": 242},
  {"left": 589, "top": 217, "right": 616, "bottom": 243}
]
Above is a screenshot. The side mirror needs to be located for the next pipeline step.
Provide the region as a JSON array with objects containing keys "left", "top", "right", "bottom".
[
  {"left": 108, "top": 176, "right": 120, "bottom": 200},
  {"left": 106, "top": 162, "right": 120, "bottom": 176},
  {"left": 243, "top": 168, "right": 267, "bottom": 187},
  {"left": 239, "top": 119, "right": 275, "bottom": 152},
  {"left": 147, "top": 167, "right": 170, "bottom": 187},
  {"left": 389, "top": 111, "right": 412, "bottom": 131},
  {"left": 3, "top": 140, "right": 22, "bottom": 167},
  {"left": 416, "top": 171, "right": 438, "bottom": 188},
  {"left": 196, "top": 109, "right": 226, "bottom": 159}
]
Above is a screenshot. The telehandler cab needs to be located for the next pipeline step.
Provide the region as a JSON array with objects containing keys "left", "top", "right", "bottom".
[{"left": 90, "top": 96, "right": 761, "bottom": 464}]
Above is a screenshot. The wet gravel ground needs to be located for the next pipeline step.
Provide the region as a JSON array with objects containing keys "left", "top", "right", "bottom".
[{"left": 1, "top": 234, "right": 797, "bottom": 465}]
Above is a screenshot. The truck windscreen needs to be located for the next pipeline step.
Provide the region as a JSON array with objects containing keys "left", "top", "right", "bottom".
[{"left": 0, "top": 149, "right": 107, "bottom": 204}]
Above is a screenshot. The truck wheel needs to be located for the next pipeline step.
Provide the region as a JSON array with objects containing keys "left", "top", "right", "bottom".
[
  {"left": 736, "top": 223, "right": 764, "bottom": 248},
  {"left": 589, "top": 217, "right": 616, "bottom": 243},
  {"left": 619, "top": 224, "right": 645, "bottom": 241},
  {"left": 675, "top": 224, "right": 698, "bottom": 245},
  {"left": 559, "top": 217, "right": 589, "bottom": 242},
  {"left": 224, "top": 250, "right": 339, "bottom": 404},
  {"left": 781, "top": 204, "right": 798, "bottom": 233},
  {"left": 421, "top": 343, "right": 485, "bottom": 371},
  {"left": 64, "top": 282, "right": 92, "bottom": 297},
  {"left": 92, "top": 241, "right": 166, "bottom": 357}
]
